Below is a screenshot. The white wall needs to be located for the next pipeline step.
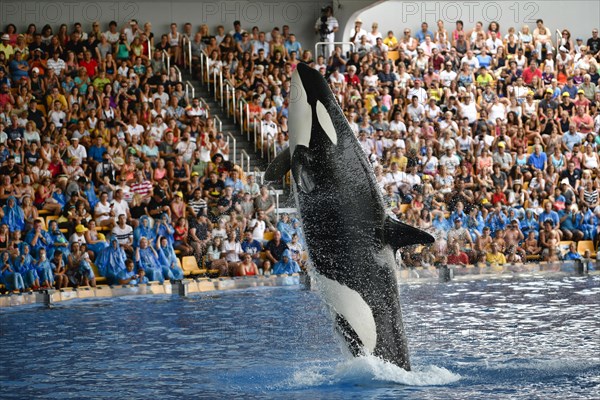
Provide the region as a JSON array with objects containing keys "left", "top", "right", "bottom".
[
  {"left": 2, "top": 1, "right": 597, "bottom": 56},
  {"left": 0, "top": 0, "right": 329, "bottom": 53},
  {"left": 343, "top": 0, "right": 600, "bottom": 46}
]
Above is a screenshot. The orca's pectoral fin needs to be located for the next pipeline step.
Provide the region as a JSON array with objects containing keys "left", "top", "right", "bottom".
[
  {"left": 335, "top": 313, "right": 364, "bottom": 357},
  {"left": 384, "top": 216, "right": 435, "bottom": 250},
  {"left": 291, "top": 145, "right": 316, "bottom": 194},
  {"left": 264, "top": 147, "right": 291, "bottom": 182}
]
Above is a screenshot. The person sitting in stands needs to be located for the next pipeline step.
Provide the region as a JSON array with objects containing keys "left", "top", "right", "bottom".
[
  {"left": 50, "top": 250, "right": 69, "bottom": 289},
  {"left": 1, "top": 196, "right": 25, "bottom": 232},
  {"left": 1, "top": 250, "right": 25, "bottom": 292},
  {"left": 156, "top": 235, "right": 184, "bottom": 281},
  {"left": 135, "top": 236, "right": 164, "bottom": 283},
  {"left": 206, "top": 237, "right": 228, "bottom": 277},
  {"left": 96, "top": 237, "right": 127, "bottom": 284},
  {"left": 236, "top": 253, "right": 259, "bottom": 276},
  {"left": 485, "top": 242, "right": 506, "bottom": 265},
  {"left": 241, "top": 230, "right": 263, "bottom": 269},
  {"left": 67, "top": 242, "right": 96, "bottom": 287},
  {"left": 273, "top": 249, "right": 300, "bottom": 275},
  {"left": 447, "top": 243, "right": 469, "bottom": 266},
  {"left": 264, "top": 230, "right": 288, "bottom": 265},
  {"left": 524, "top": 232, "right": 542, "bottom": 257},
  {"left": 118, "top": 259, "right": 148, "bottom": 285},
  {"left": 563, "top": 242, "right": 583, "bottom": 261},
  {"left": 34, "top": 247, "right": 54, "bottom": 289}
]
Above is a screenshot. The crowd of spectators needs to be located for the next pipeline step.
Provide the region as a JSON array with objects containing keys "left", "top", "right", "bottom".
[
  {"left": 198, "top": 15, "right": 600, "bottom": 268},
  {"left": 1, "top": 15, "right": 599, "bottom": 292},
  {"left": 0, "top": 19, "right": 304, "bottom": 293},
  {"left": 212, "top": 16, "right": 600, "bottom": 266},
  {"left": 340, "top": 18, "right": 600, "bottom": 267}
]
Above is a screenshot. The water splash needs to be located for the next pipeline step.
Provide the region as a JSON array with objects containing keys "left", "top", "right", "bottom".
[{"left": 286, "top": 355, "right": 461, "bottom": 389}]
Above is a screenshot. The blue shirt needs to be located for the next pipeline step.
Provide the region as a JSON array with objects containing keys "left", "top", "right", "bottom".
[
  {"left": 563, "top": 251, "right": 582, "bottom": 260},
  {"left": 241, "top": 239, "right": 262, "bottom": 256},
  {"left": 88, "top": 145, "right": 107, "bottom": 163},
  {"left": 527, "top": 152, "right": 547, "bottom": 170},
  {"left": 285, "top": 40, "right": 302, "bottom": 54},
  {"left": 476, "top": 54, "right": 492, "bottom": 68},
  {"left": 416, "top": 30, "right": 434, "bottom": 43},
  {"left": 538, "top": 210, "right": 559, "bottom": 227}
]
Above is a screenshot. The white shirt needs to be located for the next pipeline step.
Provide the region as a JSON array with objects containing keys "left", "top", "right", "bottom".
[
  {"left": 439, "top": 70, "right": 457, "bottom": 87},
  {"left": 222, "top": 240, "right": 242, "bottom": 262},
  {"left": 95, "top": 201, "right": 112, "bottom": 222},
  {"left": 111, "top": 199, "right": 129, "bottom": 221},
  {"left": 68, "top": 144, "right": 87, "bottom": 160},
  {"left": 250, "top": 219, "right": 266, "bottom": 241},
  {"left": 349, "top": 27, "right": 367, "bottom": 44}
]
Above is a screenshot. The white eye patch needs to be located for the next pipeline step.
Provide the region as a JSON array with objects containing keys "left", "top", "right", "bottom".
[{"left": 316, "top": 100, "right": 338, "bottom": 145}]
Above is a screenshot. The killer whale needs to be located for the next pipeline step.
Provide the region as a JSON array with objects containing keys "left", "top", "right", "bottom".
[{"left": 266, "top": 63, "right": 435, "bottom": 370}]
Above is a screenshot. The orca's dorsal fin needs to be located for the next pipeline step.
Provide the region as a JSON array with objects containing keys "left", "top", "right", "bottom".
[
  {"left": 384, "top": 216, "right": 435, "bottom": 251},
  {"left": 264, "top": 147, "right": 291, "bottom": 182}
]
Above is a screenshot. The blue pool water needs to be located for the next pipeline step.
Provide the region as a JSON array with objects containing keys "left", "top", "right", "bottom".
[{"left": 1, "top": 275, "right": 599, "bottom": 399}]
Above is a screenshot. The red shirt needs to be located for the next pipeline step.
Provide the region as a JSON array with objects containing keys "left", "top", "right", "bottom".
[
  {"left": 521, "top": 67, "right": 541, "bottom": 85},
  {"left": 79, "top": 59, "right": 98, "bottom": 78},
  {"left": 492, "top": 192, "right": 508, "bottom": 205},
  {"left": 448, "top": 252, "right": 469, "bottom": 265},
  {"left": 345, "top": 74, "right": 360, "bottom": 86}
]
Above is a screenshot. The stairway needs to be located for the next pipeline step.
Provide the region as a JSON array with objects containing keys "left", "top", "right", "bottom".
[{"left": 181, "top": 70, "right": 294, "bottom": 212}]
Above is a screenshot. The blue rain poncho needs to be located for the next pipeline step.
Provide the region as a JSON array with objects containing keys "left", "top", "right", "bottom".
[
  {"left": 13, "top": 244, "right": 38, "bottom": 288},
  {"left": 53, "top": 191, "right": 66, "bottom": 208},
  {"left": 47, "top": 222, "right": 71, "bottom": 261},
  {"left": 96, "top": 237, "right": 127, "bottom": 283},
  {"left": 35, "top": 255, "right": 54, "bottom": 286},
  {"left": 86, "top": 233, "right": 108, "bottom": 256},
  {"left": 135, "top": 244, "right": 164, "bottom": 283},
  {"left": 277, "top": 218, "right": 295, "bottom": 243},
  {"left": 25, "top": 228, "right": 53, "bottom": 258},
  {"left": 155, "top": 215, "right": 175, "bottom": 246},
  {"left": 156, "top": 239, "right": 183, "bottom": 280},
  {"left": 84, "top": 182, "right": 99, "bottom": 211},
  {"left": 273, "top": 249, "right": 301, "bottom": 275},
  {"left": 1, "top": 196, "right": 25, "bottom": 232},
  {"left": 133, "top": 216, "right": 156, "bottom": 248},
  {"left": 1, "top": 251, "right": 25, "bottom": 291}
]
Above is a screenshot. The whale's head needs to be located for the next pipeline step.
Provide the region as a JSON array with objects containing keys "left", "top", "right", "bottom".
[{"left": 288, "top": 63, "right": 350, "bottom": 157}]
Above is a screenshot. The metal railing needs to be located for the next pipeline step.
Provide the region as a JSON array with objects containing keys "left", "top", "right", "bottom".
[
  {"left": 182, "top": 34, "right": 192, "bottom": 74},
  {"left": 213, "top": 115, "right": 222, "bottom": 132},
  {"left": 184, "top": 80, "right": 195, "bottom": 103},
  {"left": 173, "top": 65, "right": 182, "bottom": 82},
  {"left": 238, "top": 97, "right": 249, "bottom": 137},
  {"left": 199, "top": 97, "right": 210, "bottom": 118},
  {"left": 224, "top": 131, "right": 237, "bottom": 168},
  {"left": 240, "top": 149, "right": 250, "bottom": 176},
  {"left": 161, "top": 49, "right": 171, "bottom": 73},
  {"left": 201, "top": 50, "right": 210, "bottom": 89},
  {"left": 314, "top": 41, "right": 356, "bottom": 58},
  {"left": 146, "top": 36, "right": 153, "bottom": 58}
]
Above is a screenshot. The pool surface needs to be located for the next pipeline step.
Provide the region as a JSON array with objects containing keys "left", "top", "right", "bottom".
[{"left": 1, "top": 275, "right": 599, "bottom": 399}]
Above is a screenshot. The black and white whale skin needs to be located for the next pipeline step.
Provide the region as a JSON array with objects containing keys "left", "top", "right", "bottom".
[{"left": 266, "top": 63, "right": 435, "bottom": 371}]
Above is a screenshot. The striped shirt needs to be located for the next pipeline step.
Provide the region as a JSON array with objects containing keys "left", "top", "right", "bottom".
[
  {"left": 111, "top": 225, "right": 133, "bottom": 245},
  {"left": 131, "top": 180, "right": 153, "bottom": 198}
]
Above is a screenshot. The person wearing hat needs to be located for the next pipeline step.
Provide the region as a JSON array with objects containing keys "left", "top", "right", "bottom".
[
  {"left": 349, "top": 18, "right": 367, "bottom": 45},
  {"left": 538, "top": 88, "right": 559, "bottom": 113},
  {"left": 0, "top": 34, "right": 14, "bottom": 59}
]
